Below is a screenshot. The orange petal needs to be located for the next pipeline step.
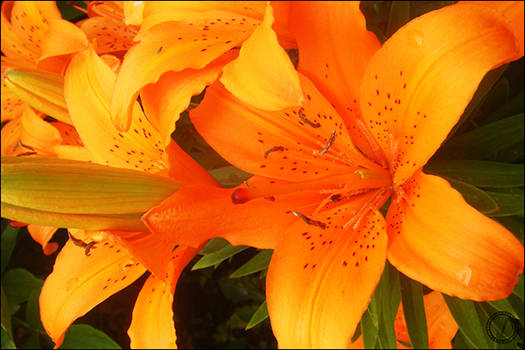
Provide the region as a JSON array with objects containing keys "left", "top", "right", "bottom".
[
  {"left": 289, "top": 1, "right": 383, "bottom": 161},
  {"left": 143, "top": 183, "right": 327, "bottom": 250},
  {"left": 459, "top": 1, "right": 524, "bottom": 57},
  {"left": 65, "top": 47, "right": 169, "bottom": 173},
  {"left": 191, "top": 76, "right": 385, "bottom": 182},
  {"left": 123, "top": 0, "right": 144, "bottom": 26},
  {"left": 1, "top": 61, "right": 26, "bottom": 121},
  {"left": 128, "top": 246, "right": 197, "bottom": 348},
  {"left": 79, "top": 16, "right": 137, "bottom": 54},
  {"left": 267, "top": 202, "right": 388, "bottom": 348},
  {"left": 39, "top": 239, "right": 146, "bottom": 347},
  {"left": 38, "top": 19, "right": 88, "bottom": 62},
  {"left": 140, "top": 50, "right": 237, "bottom": 147},
  {"left": 360, "top": 3, "right": 523, "bottom": 185},
  {"left": 220, "top": 3, "right": 303, "bottom": 111},
  {"left": 110, "top": 10, "right": 259, "bottom": 131},
  {"left": 164, "top": 141, "right": 219, "bottom": 186},
  {"left": 387, "top": 172, "right": 524, "bottom": 301},
  {"left": 26, "top": 224, "right": 58, "bottom": 255}
]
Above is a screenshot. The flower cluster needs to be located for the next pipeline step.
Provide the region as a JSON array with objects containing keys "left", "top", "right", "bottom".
[{"left": 1, "top": 1, "right": 523, "bottom": 349}]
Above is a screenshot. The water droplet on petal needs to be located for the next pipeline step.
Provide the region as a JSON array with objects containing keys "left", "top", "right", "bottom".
[
  {"left": 456, "top": 266, "right": 472, "bottom": 286},
  {"left": 407, "top": 29, "right": 424, "bottom": 48},
  {"left": 66, "top": 277, "right": 79, "bottom": 292}
]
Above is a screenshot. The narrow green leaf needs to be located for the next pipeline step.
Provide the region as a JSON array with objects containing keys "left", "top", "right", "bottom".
[
  {"left": 485, "top": 190, "right": 524, "bottom": 217},
  {"left": 1, "top": 226, "right": 19, "bottom": 274},
  {"left": 1, "top": 328, "right": 16, "bottom": 349},
  {"left": 2, "top": 268, "right": 43, "bottom": 306},
  {"left": 26, "top": 287, "right": 45, "bottom": 334},
  {"left": 199, "top": 238, "right": 230, "bottom": 255},
  {"left": 444, "top": 178, "right": 498, "bottom": 215},
  {"left": 487, "top": 299, "right": 518, "bottom": 318},
  {"left": 442, "top": 114, "right": 524, "bottom": 162},
  {"left": 385, "top": 1, "right": 410, "bottom": 38},
  {"left": 1, "top": 203, "right": 147, "bottom": 232},
  {"left": 192, "top": 244, "right": 248, "bottom": 270},
  {"left": 361, "top": 307, "right": 379, "bottom": 349},
  {"left": 230, "top": 250, "right": 273, "bottom": 278},
  {"left": 209, "top": 166, "right": 252, "bottom": 188},
  {"left": 476, "top": 303, "right": 521, "bottom": 349},
  {"left": 443, "top": 295, "right": 490, "bottom": 349},
  {"left": 245, "top": 301, "right": 269, "bottom": 330},
  {"left": 1, "top": 287, "right": 13, "bottom": 346},
  {"left": 512, "top": 276, "right": 523, "bottom": 301},
  {"left": 452, "top": 330, "right": 476, "bottom": 349},
  {"left": 58, "top": 324, "right": 121, "bottom": 349},
  {"left": 495, "top": 216, "right": 524, "bottom": 244},
  {"left": 426, "top": 161, "right": 524, "bottom": 188},
  {"left": 375, "top": 263, "right": 399, "bottom": 349},
  {"left": 1, "top": 157, "right": 181, "bottom": 214},
  {"left": 399, "top": 274, "right": 428, "bottom": 349}
]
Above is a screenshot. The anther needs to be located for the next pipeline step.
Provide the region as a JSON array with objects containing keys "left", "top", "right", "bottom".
[
  {"left": 298, "top": 109, "right": 320, "bottom": 128},
  {"left": 264, "top": 146, "right": 285, "bottom": 159},
  {"left": 292, "top": 211, "right": 326, "bottom": 229},
  {"left": 315, "top": 130, "right": 337, "bottom": 155},
  {"left": 231, "top": 188, "right": 248, "bottom": 204}
]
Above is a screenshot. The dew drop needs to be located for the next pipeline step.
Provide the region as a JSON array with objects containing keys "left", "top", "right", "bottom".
[
  {"left": 456, "top": 266, "right": 472, "bottom": 286},
  {"left": 407, "top": 29, "right": 424, "bottom": 48}
]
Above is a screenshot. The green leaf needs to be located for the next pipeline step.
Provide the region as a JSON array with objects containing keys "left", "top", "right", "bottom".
[
  {"left": 1, "top": 287, "right": 13, "bottom": 347},
  {"left": 1, "top": 225, "right": 19, "bottom": 274},
  {"left": 230, "top": 250, "right": 273, "bottom": 278},
  {"left": 443, "top": 295, "right": 490, "bottom": 349},
  {"left": 444, "top": 178, "right": 524, "bottom": 217},
  {"left": 58, "top": 324, "right": 120, "bottom": 349},
  {"left": 209, "top": 166, "right": 252, "bottom": 188},
  {"left": 495, "top": 216, "right": 524, "bottom": 244},
  {"left": 1, "top": 157, "right": 181, "bottom": 215},
  {"left": 199, "top": 238, "right": 230, "bottom": 255},
  {"left": 361, "top": 305, "right": 379, "bottom": 349},
  {"left": 2, "top": 268, "right": 43, "bottom": 306},
  {"left": 26, "top": 287, "right": 45, "bottom": 334},
  {"left": 386, "top": 1, "right": 410, "bottom": 38},
  {"left": 374, "top": 263, "right": 399, "bottom": 349},
  {"left": 487, "top": 299, "right": 518, "bottom": 318},
  {"left": 192, "top": 244, "right": 249, "bottom": 270},
  {"left": 245, "top": 301, "right": 269, "bottom": 330},
  {"left": 399, "top": 274, "right": 428, "bottom": 349},
  {"left": 1, "top": 328, "right": 16, "bottom": 349},
  {"left": 426, "top": 160, "right": 524, "bottom": 188},
  {"left": 441, "top": 114, "right": 524, "bottom": 162}
]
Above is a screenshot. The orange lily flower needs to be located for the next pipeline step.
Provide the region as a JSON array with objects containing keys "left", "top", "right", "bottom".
[
  {"left": 109, "top": 1, "right": 295, "bottom": 147},
  {"left": 31, "top": 45, "right": 220, "bottom": 348},
  {"left": 350, "top": 291, "right": 458, "bottom": 349},
  {"left": 143, "top": 2, "right": 524, "bottom": 347}
]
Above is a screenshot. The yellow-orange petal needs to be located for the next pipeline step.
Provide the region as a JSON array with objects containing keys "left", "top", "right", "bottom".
[
  {"left": 220, "top": 3, "right": 303, "bottom": 111},
  {"left": 387, "top": 172, "right": 524, "bottom": 301},
  {"left": 128, "top": 246, "right": 196, "bottom": 348},
  {"left": 191, "top": 76, "right": 383, "bottom": 182},
  {"left": 1, "top": 1, "right": 62, "bottom": 64},
  {"left": 20, "top": 106, "right": 62, "bottom": 154},
  {"left": 123, "top": 0, "right": 144, "bottom": 26},
  {"left": 110, "top": 11, "right": 259, "bottom": 131},
  {"left": 360, "top": 3, "right": 523, "bottom": 185},
  {"left": 27, "top": 224, "right": 58, "bottom": 255},
  {"left": 1, "top": 118, "right": 23, "bottom": 156},
  {"left": 65, "top": 47, "right": 168, "bottom": 173},
  {"left": 78, "top": 16, "right": 137, "bottom": 54},
  {"left": 38, "top": 19, "right": 88, "bottom": 62},
  {"left": 1, "top": 61, "right": 25, "bottom": 121},
  {"left": 39, "top": 239, "right": 146, "bottom": 347},
  {"left": 290, "top": 1, "right": 383, "bottom": 161},
  {"left": 267, "top": 202, "right": 387, "bottom": 348},
  {"left": 143, "top": 183, "right": 326, "bottom": 250},
  {"left": 141, "top": 51, "right": 237, "bottom": 147}
]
